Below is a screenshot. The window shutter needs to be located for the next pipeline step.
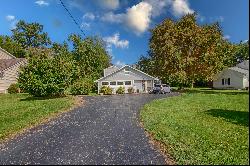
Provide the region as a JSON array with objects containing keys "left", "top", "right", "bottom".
[
  {"left": 228, "top": 78, "right": 230, "bottom": 85},
  {"left": 222, "top": 79, "right": 224, "bottom": 85}
]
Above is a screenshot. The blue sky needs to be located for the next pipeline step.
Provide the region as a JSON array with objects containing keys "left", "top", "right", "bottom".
[{"left": 0, "top": 0, "right": 249, "bottom": 66}]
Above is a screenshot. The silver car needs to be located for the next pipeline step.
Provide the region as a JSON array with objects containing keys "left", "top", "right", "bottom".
[{"left": 152, "top": 84, "right": 171, "bottom": 94}]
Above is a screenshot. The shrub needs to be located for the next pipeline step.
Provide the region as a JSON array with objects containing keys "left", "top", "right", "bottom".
[
  {"left": 18, "top": 56, "right": 73, "bottom": 97},
  {"left": 100, "top": 86, "right": 113, "bottom": 95},
  {"left": 116, "top": 86, "right": 125, "bottom": 94},
  {"left": 127, "top": 87, "right": 135, "bottom": 94},
  {"left": 7, "top": 83, "right": 20, "bottom": 94},
  {"left": 70, "top": 78, "right": 93, "bottom": 95}
]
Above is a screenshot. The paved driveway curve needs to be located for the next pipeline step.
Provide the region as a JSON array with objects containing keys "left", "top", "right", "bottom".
[{"left": 0, "top": 93, "right": 179, "bottom": 165}]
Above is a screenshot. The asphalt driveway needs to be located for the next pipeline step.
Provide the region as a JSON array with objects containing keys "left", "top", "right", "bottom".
[{"left": 0, "top": 93, "right": 179, "bottom": 165}]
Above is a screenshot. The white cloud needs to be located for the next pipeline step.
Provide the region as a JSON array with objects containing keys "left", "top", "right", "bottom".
[
  {"left": 101, "top": 12, "right": 125, "bottom": 23},
  {"left": 35, "top": 0, "right": 49, "bottom": 6},
  {"left": 125, "top": 2, "right": 153, "bottom": 35},
  {"left": 144, "top": 0, "right": 171, "bottom": 17},
  {"left": 6, "top": 15, "right": 15, "bottom": 21},
  {"left": 101, "top": 2, "right": 153, "bottom": 35},
  {"left": 171, "top": 0, "right": 194, "bottom": 17},
  {"left": 82, "top": 12, "right": 95, "bottom": 20},
  {"left": 104, "top": 33, "right": 129, "bottom": 49},
  {"left": 223, "top": 35, "right": 231, "bottom": 40},
  {"left": 101, "top": 0, "right": 195, "bottom": 34},
  {"left": 81, "top": 22, "right": 91, "bottom": 29},
  {"left": 5, "top": 15, "right": 17, "bottom": 29},
  {"left": 96, "top": 0, "right": 120, "bottom": 10},
  {"left": 115, "top": 60, "right": 125, "bottom": 67}
]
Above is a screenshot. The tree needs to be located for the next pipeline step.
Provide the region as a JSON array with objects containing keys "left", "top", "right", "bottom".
[
  {"left": 12, "top": 20, "right": 51, "bottom": 49},
  {"left": 51, "top": 41, "right": 70, "bottom": 56},
  {"left": 0, "top": 35, "right": 25, "bottom": 58},
  {"left": 68, "top": 34, "right": 111, "bottom": 81},
  {"left": 141, "top": 14, "right": 235, "bottom": 88},
  {"left": 18, "top": 51, "right": 74, "bottom": 97},
  {"left": 234, "top": 40, "right": 249, "bottom": 63}
]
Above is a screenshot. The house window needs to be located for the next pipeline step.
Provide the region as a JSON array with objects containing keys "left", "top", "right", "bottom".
[
  {"left": 222, "top": 78, "right": 231, "bottom": 85},
  {"left": 110, "top": 81, "right": 116, "bottom": 85},
  {"left": 125, "top": 81, "right": 132, "bottom": 85},
  {"left": 102, "top": 82, "right": 109, "bottom": 85},
  {"left": 117, "top": 81, "right": 123, "bottom": 85}
]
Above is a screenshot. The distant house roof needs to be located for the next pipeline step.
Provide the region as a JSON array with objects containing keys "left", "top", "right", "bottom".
[
  {"left": 0, "top": 47, "right": 16, "bottom": 59},
  {"left": 236, "top": 60, "right": 249, "bottom": 70},
  {"left": 229, "top": 66, "right": 248, "bottom": 75},
  {"left": 214, "top": 60, "right": 249, "bottom": 80},
  {"left": 0, "top": 58, "right": 26, "bottom": 72},
  {"left": 95, "top": 65, "right": 158, "bottom": 82}
]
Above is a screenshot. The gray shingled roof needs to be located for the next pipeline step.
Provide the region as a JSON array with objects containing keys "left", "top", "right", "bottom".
[
  {"left": 0, "top": 58, "right": 26, "bottom": 71},
  {"left": 236, "top": 60, "right": 249, "bottom": 70}
]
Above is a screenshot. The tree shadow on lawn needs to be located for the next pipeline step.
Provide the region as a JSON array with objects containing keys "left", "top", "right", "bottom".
[
  {"left": 20, "top": 95, "right": 66, "bottom": 101},
  {"left": 185, "top": 89, "right": 249, "bottom": 96},
  {"left": 205, "top": 109, "right": 249, "bottom": 127}
]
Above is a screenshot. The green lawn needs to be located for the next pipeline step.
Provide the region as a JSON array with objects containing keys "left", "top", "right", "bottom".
[
  {"left": 0, "top": 93, "right": 75, "bottom": 141},
  {"left": 141, "top": 88, "right": 249, "bottom": 165}
]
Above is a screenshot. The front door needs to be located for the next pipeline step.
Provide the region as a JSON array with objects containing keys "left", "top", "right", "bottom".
[{"left": 142, "top": 80, "right": 146, "bottom": 92}]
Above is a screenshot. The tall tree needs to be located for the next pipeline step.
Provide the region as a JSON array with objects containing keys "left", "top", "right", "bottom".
[
  {"left": 142, "top": 14, "right": 235, "bottom": 88},
  {"left": 0, "top": 35, "right": 25, "bottom": 58},
  {"left": 11, "top": 20, "right": 51, "bottom": 49},
  {"left": 68, "top": 34, "right": 111, "bottom": 81}
]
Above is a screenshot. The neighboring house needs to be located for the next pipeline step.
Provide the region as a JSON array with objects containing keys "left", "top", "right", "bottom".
[
  {"left": 95, "top": 65, "right": 159, "bottom": 94},
  {"left": 213, "top": 60, "right": 249, "bottom": 89},
  {"left": 0, "top": 47, "right": 26, "bottom": 93}
]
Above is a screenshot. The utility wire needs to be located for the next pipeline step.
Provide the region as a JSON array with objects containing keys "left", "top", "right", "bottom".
[{"left": 59, "top": 0, "right": 86, "bottom": 37}]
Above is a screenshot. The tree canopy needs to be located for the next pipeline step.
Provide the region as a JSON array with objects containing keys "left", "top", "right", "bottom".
[
  {"left": 137, "top": 14, "right": 236, "bottom": 88},
  {"left": 11, "top": 20, "right": 51, "bottom": 49},
  {"left": 0, "top": 35, "right": 25, "bottom": 58},
  {"left": 69, "top": 34, "right": 111, "bottom": 80}
]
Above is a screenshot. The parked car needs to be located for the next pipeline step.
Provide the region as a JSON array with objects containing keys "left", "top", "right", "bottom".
[{"left": 151, "top": 84, "right": 171, "bottom": 94}]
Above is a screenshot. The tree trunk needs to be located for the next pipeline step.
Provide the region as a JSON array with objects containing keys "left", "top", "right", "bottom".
[{"left": 191, "top": 80, "right": 194, "bottom": 89}]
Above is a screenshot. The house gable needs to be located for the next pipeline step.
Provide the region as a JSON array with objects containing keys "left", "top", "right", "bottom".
[{"left": 96, "top": 65, "right": 157, "bottom": 82}]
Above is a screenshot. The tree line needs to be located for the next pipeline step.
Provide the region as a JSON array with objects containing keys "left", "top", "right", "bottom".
[
  {"left": 0, "top": 20, "right": 111, "bottom": 96},
  {"left": 1, "top": 14, "right": 248, "bottom": 96}
]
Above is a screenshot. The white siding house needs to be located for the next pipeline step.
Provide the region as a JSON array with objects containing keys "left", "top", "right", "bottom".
[
  {"left": 95, "top": 65, "right": 159, "bottom": 94},
  {"left": 213, "top": 60, "right": 249, "bottom": 89},
  {"left": 0, "top": 47, "right": 26, "bottom": 93}
]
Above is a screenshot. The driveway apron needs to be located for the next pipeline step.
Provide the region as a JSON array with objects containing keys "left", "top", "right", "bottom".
[{"left": 0, "top": 93, "right": 179, "bottom": 165}]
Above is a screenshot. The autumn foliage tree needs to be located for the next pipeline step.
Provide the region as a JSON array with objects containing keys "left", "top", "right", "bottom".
[{"left": 138, "top": 14, "right": 235, "bottom": 88}]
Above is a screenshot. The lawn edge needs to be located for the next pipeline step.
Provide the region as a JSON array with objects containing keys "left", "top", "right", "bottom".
[
  {"left": 0, "top": 95, "right": 84, "bottom": 144},
  {"left": 138, "top": 94, "right": 181, "bottom": 165},
  {"left": 139, "top": 120, "right": 176, "bottom": 165}
]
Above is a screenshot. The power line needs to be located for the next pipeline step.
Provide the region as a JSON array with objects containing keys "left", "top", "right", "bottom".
[{"left": 59, "top": 0, "right": 86, "bottom": 37}]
